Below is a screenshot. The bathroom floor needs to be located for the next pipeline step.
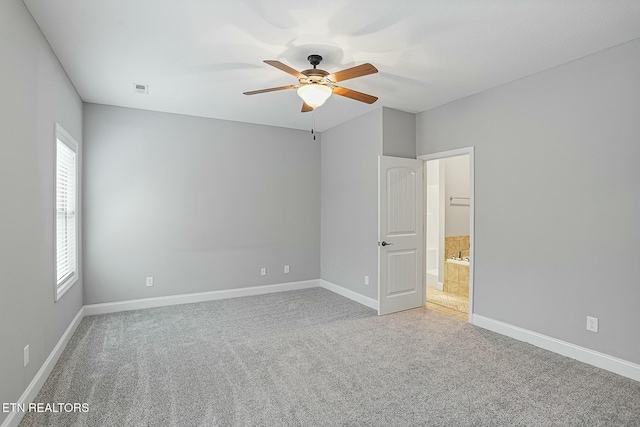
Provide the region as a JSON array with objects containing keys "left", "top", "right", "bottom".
[
  {"left": 426, "top": 286, "right": 468, "bottom": 320},
  {"left": 426, "top": 302, "right": 468, "bottom": 321}
]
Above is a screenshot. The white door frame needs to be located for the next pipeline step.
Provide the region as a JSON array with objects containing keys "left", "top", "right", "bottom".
[{"left": 419, "top": 147, "right": 474, "bottom": 323}]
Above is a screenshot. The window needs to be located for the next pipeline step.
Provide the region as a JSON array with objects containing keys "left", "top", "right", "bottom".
[{"left": 55, "top": 124, "right": 79, "bottom": 300}]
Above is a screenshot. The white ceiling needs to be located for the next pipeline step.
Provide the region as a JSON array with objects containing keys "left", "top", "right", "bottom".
[{"left": 23, "top": 0, "right": 640, "bottom": 132}]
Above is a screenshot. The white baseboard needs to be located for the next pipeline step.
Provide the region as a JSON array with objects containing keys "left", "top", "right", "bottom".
[
  {"left": 320, "top": 279, "right": 379, "bottom": 311},
  {"left": 84, "top": 279, "right": 321, "bottom": 316},
  {"left": 1, "top": 307, "right": 85, "bottom": 427},
  {"left": 472, "top": 314, "right": 640, "bottom": 382}
]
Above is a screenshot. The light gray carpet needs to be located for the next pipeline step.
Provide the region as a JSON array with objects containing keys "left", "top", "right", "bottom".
[{"left": 20, "top": 288, "right": 640, "bottom": 426}]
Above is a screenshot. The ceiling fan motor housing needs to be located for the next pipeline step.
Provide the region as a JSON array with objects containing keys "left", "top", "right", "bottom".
[
  {"left": 299, "top": 70, "right": 330, "bottom": 85},
  {"left": 299, "top": 55, "right": 331, "bottom": 85},
  {"left": 307, "top": 54, "right": 323, "bottom": 68}
]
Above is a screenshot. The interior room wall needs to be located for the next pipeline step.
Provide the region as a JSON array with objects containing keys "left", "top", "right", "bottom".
[
  {"left": 0, "top": 1, "right": 84, "bottom": 423},
  {"left": 416, "top": 39, "right": 640, "bottom": 365},
  {"left": 382, "top": 107, "right": 416, "bottom": 159},
  {"left": 443, "top": 156, "right": 470, "bottom": 237},
  {"left": 321, "top": 109, "right": 383, "bottom": 299},
  {"left": 82, "top": 104, "right": 320, "bottom": 305}
]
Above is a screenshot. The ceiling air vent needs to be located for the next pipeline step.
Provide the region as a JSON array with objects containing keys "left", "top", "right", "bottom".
[{"left": 133, "top": 83, "right": 149, "bottom": 95}]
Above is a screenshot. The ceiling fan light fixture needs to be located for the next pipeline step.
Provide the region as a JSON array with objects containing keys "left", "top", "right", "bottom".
[{"left": 297, "top": 84, "right": 332, "bottom": 109}]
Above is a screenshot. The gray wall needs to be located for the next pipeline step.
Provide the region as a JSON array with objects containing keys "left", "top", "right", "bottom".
[
  {"left": 417, "top": 39, "right": 640, "bottom": 364},
  {"left": 382, "top": 107, "right": 416, "bottom": 159},
  {"left": 83, "top": 104, "right": 320, "bottom": 304},
  {"left": 0, "top": 1, "right": 84, "bottom": 422},
  {"left": 321, "top": 109, "right": 383, "bottom": 299},
  {"left": 444, "top": 156, "right": 470, "bottom": 237}
]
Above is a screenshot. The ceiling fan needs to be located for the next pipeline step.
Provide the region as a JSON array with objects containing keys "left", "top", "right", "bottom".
[{"left": 243, "top": 54, "right": 378, "bottom": 112}]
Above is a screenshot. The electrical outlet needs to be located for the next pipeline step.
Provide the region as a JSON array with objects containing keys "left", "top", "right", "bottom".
[
  {"left": 260, "top": 267, "right": 267, "bottom": 276},
  {"left": 586, "top": 316, "right": 599, "bottom": 333},
  {"left": 364, "top": 275, "right": 369, "bottom": 285},
  {"left": 24, "top": 345, "right": 29, "bottom": 367},
  {"left": 146, "top": 276, "right": 154, "bottom": 287},
  {"left": 284, "top": 265, "right": 290, "bottom": 274}
]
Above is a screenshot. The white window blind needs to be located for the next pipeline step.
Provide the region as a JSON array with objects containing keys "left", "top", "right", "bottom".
[{"left": 56, "top": 124, "right": 78, "bottom": 300}]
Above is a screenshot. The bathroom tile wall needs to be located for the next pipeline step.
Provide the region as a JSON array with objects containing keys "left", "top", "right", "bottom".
[
  {"left": 445, "top": 235, "right": 470, "bottom": 260},
  {"left": 444, "top": 235, "right": 470, "bottom": 297}
]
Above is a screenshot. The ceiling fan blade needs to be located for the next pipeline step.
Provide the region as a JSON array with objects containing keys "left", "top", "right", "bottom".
[
  {"left": 264, "top": 60, "right": 305, "bottom": 79},
  {"left": 243, "top": 85, "right": 298, "bottom": 95},
  {"left": 332, "top": 86, "right": 378, "bottom": 104},
  {"left": 328, "top": 63, "right": 378, "bottom": 82},
  {"left": 301, "top": 102, "right": 314, "bottom": 113}
]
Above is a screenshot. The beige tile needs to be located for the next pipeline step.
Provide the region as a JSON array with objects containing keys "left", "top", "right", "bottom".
[
  {"left": 459, "top": 265, "right": 469, "bottom": 283},
  {"left": 426, "top": 286, "right": 469, "bottom": 315},
  {"left": 425, "top": 302, "right": 466, "bottom": 319},
  {"left": 443, "top": 270, "right": 449, "bottom": 291},
  {"left": 443, "top": 265, "right": 449, "bottom": 293},
  {"left": 459, "top": 282, "right": 469, "bottom": 297},
  {"left": 461, "top": 236, "right": 469, "bottom": 251},
  {"left": 445, "top": 262, "right": 458, "bottom": 282},
  {"left": 426, "top": 302, "right": 466, "bottom": 321},
  {"left": 445, "top": 237, "right": 458, "bottom": 259},
  {"left": 450, "top": 281, "right": 459, "bottom": 295},
  {"left": 444, "top": 281, "right": 454, "bottom": 294},
  {"left": 445, "top": 247, "right": 454, "bottom": 260}
]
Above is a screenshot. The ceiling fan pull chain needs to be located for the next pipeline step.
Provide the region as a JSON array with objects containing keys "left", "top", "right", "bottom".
[{"left": 312, "top": 111, "right": 316, "bottom": 140}]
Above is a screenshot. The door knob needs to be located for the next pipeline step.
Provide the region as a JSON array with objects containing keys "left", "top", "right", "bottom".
[{"left": 381, "top": 241, "right": 393, "bottom": 246}]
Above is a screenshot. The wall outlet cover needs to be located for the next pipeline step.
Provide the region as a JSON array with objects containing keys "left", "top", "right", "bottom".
[
  {"left": 364, "top": 275, "right": 370, "bottom": 285},
  {"left": 146, "top": 277, "right": 154, "bottom": 287},
  {"left": 24, "top": 345, "right": 29, "bottom": 367},
  {"left": 586, "top": 316, "right": 599, "bottom": 333},
  {"left": 260, "top": 268, "right": 267, "bottom": 276}
]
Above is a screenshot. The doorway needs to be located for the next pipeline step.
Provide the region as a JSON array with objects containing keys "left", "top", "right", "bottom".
[{"left": 419, "top": 148, "right": 474, "bottom": 322}]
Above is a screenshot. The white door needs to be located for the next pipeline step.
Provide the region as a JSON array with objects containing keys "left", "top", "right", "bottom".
[{"left": 378, "top": 155, "right": 424, "bottom": 315}]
